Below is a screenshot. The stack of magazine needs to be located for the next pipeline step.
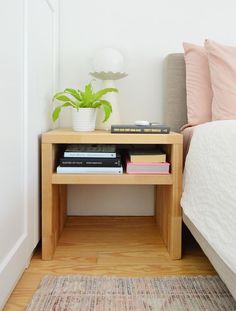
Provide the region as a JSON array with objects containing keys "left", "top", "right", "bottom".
[
  {"left": 57, "top": 144, "right": 123, "bottom": 174},
  {"left": 126, "top": 148, "right": 170, "bottom": 174}
]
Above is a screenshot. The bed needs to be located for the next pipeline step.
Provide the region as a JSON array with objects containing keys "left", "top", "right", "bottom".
[{"left": 164, "top": 53, "right": 236, "bottom": 300}]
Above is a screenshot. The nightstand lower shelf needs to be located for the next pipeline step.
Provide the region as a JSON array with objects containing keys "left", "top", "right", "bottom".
[{"left": 52, "top": 173, "right": 173, "bottom": 185}]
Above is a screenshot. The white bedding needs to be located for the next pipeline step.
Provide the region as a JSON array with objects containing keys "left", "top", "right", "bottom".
[{"left": 181, "top": 120, "right": 236, "bottom": 274}]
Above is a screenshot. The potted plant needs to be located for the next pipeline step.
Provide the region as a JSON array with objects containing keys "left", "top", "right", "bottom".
[{"left": 52, "top": 82, "right": 118, "bottom": 131}]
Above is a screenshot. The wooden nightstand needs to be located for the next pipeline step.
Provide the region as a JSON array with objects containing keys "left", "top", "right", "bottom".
[{"left": 41, "top": 129, "right": 183, "bottom": 260}]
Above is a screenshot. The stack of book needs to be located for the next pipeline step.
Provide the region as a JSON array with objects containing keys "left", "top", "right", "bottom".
[
  {"left": 126, "top": 148, "right": 170, "bottom": 174},
  {"left": 111, "top": 123, "right": 170, "bottom": 134},
  {"left": 57, "top": 144, "right": 123, "bottom": 174}
]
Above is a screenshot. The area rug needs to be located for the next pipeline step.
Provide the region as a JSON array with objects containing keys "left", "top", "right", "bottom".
[{"left": 26, "top": 275, "right": 236, "bottom": 311}]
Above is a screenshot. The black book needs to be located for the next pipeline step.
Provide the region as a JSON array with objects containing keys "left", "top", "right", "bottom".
[
  {"left": 60, "top": 155, "right": 121, "bottom": 167},
  {"left": 64, "top": 144, "right": 116, "bottom": 158},
  {"left": 111, "top": 123, "right": 170, "bottom": 134}
]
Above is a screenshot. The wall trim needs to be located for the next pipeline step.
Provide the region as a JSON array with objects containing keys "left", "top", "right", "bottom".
[
  {"left": 50, "top": 0, "right": 60, "bottom": 128},
  {"left": 0, "top": 234, "right": 30, "bottom": 310},
  {"left": 0, "top": 233, "right": 27, "bottom": 273},
  {"left": 45, "top": 0, "right": 55, "bottom": 12},
  {"left": 23, "top": 0, "right": 29, "bottom": 241}
]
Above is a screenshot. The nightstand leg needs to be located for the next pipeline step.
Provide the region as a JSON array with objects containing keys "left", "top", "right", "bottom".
[
  {"left": 155, "top": 143, "right": 183, "bottom": 259},
  {"left": 168, "top": 183, "right": 182, "bottom": 259},
  {"left": 42, "top": 143, "right": 59, "bottom": 260},
  {"left": 155, "top": 185, "right": 169, "bottom": 247},
  {"left": 169, "top": 143, "right": 183, "bottom": 259},
  {"left": 155, "top": 184, "right": 182, "bottom": 259},
  {"left": 59, "top": 185, "right": 67, "bottom": 236}
]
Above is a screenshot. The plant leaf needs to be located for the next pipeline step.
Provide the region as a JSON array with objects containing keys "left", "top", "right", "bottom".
[
  {"left": 52, "top": 106, "right": 61, "bottom": 122},
  {"left": 64, "top": 88, "right": 82, "bottom": 101},
  {"left": 62, "top": 102, "right": 74, "bottom": 108},
  {"left": 99, "top": 100, "right": 112, "bottom": 122},
  {"left": 83, "top": 83, "right": 93, "bottom": 105},
  {"left": 78, "top": 97, "right": 87, "bottom": 108},
  {"left": 54, "top": 93, "right": 73, "bottom": 102},
  {"left": 52, "top": 101, "right": 76, "bottom": 122},
  {"left": 53, "top": 92, "right": 65, "bottom": 99},
  {"left": 91, "top": 100, "right": 102, "bottom": 108},
  {"left": 85, "top": 83, "right": 93, "bottom": 96},
  {"left": 93, "top": 88, "right": 118, "bottom": 101}
]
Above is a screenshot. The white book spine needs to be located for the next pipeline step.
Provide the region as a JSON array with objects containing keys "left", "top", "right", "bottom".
[
  {"left": 57, "top": 166, "right": 123, "bottom": 174},
  {"left": 64, "top": 152, "right": 116, "bottom": 158}
]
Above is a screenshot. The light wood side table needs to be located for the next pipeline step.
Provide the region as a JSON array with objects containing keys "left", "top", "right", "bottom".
[{"left": 41, "top": 129, "right": 183, "bottom": 260}]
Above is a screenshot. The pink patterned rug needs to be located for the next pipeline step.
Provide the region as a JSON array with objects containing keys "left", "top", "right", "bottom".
[{"left": 27, "top": 275, "right": 236, "bottom": 310}]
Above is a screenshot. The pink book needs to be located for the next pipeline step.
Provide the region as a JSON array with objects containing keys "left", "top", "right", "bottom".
[{"left": 126, "top": 161, "right": 170, "bottom": 174}]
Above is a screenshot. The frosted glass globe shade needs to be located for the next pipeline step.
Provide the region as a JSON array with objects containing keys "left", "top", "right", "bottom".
[{"left": 93, "top": 48, "right": 125, "bottom": 73}]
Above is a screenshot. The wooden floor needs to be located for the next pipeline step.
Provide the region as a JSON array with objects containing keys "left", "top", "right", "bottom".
[{"left": 4, "top": 216, "right": 216, "bottom": 310}]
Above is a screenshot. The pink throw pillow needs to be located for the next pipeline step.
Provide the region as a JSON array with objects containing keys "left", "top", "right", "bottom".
[
  {"left": 205, "top": 39, "right": 236, "bottom": 120},
  {"left": 183, "top": 42, "right": 212, "bottom": 126}
]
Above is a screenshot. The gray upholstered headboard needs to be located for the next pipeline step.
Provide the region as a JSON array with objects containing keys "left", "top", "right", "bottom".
[{"left": 163, "top": 53, "right": 187, "bottom": 132}]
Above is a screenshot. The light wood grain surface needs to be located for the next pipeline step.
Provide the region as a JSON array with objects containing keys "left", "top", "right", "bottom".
[
  {"left": 52, "top": 173, "right": 173, "bottom": 185},
  {"left": 4, "top": 217, "right": 215, "bottom": 311},
  {"left": 42, "top": 129, "right": 183, "bottom": 144},
  {"left": 41, "top": 130, "right": 183, "bottom": 260}
]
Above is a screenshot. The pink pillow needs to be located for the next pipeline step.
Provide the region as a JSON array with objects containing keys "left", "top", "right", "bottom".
[
  {"left": 205, "top": 39, "right": 236, "bottom": 120},
  {"left": 183, "top": 42, "right": 212, "bottom": 126}
]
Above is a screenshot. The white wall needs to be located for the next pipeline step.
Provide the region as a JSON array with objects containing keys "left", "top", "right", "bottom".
[{"left": 59, "top": 0, "right": 236, "bottom": 215}]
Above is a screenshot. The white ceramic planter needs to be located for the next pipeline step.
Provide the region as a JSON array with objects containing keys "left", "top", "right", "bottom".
[{"left": 72, "top": 108, "right": 97, "bottom": 132}]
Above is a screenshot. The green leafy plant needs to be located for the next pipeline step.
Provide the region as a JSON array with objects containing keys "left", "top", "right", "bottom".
[{"left": 52, "top": 82, "right": 118, "bottom": 122}]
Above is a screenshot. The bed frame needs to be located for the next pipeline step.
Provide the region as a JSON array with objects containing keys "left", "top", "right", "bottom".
[{"left": 164, "top": 54, "right": 236, "bottom": 299}]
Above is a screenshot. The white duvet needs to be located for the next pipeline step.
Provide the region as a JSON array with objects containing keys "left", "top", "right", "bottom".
[{"left": 181, "top": 120, "right": 236, "bottom": 273}]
